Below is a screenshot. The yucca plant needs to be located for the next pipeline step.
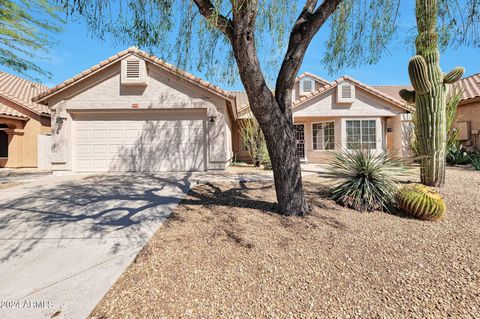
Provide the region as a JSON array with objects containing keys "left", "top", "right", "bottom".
[{"left": 330, "top": 149, "right": 407, "bottom": 212}]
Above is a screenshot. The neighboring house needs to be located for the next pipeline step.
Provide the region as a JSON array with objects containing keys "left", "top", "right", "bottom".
[
  {"left": 377, "top": 73, "right": 480, "bottom": 151},
  {"left": 33, "top": 47, "right": 236, "bottom": 173},
  {"left": 455, "top": 73, "right": 480, "bottom": 150},
  {"left": 0, "top": 72, "right": 51, "bottom": 168},
  {"left": 232, "top": 74, "right": 414, "bottom": 164}
]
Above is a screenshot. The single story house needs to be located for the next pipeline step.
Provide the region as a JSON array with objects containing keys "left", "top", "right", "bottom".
[
  {"left": 0, "top": 72, "right": 51, "bottom": 168},
  {"left": 33, "top": 47, "right": 479, "bottom": 173},
  {"left": 33, "top": 47, "right": 236, "bottom": 173}
]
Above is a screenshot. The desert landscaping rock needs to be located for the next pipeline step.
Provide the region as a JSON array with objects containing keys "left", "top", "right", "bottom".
[{"left": 90, "top": 167, "right": 480, "bottom": 318}]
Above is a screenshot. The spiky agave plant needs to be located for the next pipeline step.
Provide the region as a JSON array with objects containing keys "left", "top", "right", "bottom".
[{"left": 330, "top": 149, "right": 406, "bottom": 212}]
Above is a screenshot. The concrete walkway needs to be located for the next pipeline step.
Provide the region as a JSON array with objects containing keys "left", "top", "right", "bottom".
[{"left": 0, "top": 173, "right": 193, "bottom": 319}]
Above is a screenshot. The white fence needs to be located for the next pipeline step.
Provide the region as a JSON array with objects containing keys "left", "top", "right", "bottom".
[{"left": 37, "top": 135, "right": 51, "bottom": 170}]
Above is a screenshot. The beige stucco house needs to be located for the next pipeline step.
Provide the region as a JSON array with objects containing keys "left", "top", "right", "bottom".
[
  {"left": 0, "top": 72, "right": 51, "bottom": 168},
  {"left": 33, "top": 47, "right": 236, "bottom": 173},
  {"left": 33, "top": 47, "right": 480, "bottom": 173}
]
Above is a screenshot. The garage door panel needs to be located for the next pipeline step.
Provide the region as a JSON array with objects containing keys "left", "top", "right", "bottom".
[
  {"left": 73, "top": 115, "right": 206, "bottom": 172},
  {"left": 108, "top": 129, "right": 123, "bottom": 139}
]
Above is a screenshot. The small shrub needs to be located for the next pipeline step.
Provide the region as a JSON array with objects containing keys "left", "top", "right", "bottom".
[
  {"left": 330, "top": 149, "right": 406, "bottom": 212},
  {"left": 396, "top": 184, "right": 446, "bottom": 221},
  {"left": 471, "top": 156, "right": 480, "bottom": 171},
  {"left": 446, "top": 144, "right": 470, "bottom": 165},
  {"left": 260, "top": 145, "right": 272, "bottom": 170}
]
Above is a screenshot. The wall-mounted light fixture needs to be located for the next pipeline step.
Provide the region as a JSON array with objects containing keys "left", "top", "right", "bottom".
[
  {"left": 209, "top": 116, "right": 217, "bottom": 123},
  {"left": 55, "top": 116, "right": 67, "bottom": 134}
]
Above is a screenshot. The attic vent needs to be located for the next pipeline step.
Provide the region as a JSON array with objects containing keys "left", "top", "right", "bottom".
[
  {"left": 342, "top": 85, "right": 352, "bottom": 99},
  {"left": 126, "top": 60, "right": 140, "bottom": 78},
  {"left": 300, "top": 77, "right": 315, "bottom": 95},
  {"left": 337, "top": 82, "right": 355, "bottom": 103}
]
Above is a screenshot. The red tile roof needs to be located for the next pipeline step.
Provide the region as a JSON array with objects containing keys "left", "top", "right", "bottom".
[
  {"left": 0, "top": 71, "right": 50, "bottom": 116},
  {"left": 0, "top": 101, "right": 29, "bottom": 120},
  {"left": 373, "top": 85, "right": 412, "bottom": 103},
  {"left": 33, "top": 47, "right": 235, "bottom": 104},
  {"left": 455, "top": 73, "right": 480, "bottom": 103}
]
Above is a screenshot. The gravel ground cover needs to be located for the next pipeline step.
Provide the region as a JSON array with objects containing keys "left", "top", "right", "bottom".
[{"left": 90, "top": 167, "right": 480, "bottom": 318}]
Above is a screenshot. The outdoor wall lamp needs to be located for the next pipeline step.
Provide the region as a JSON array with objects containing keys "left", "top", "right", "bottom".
[
  {"left": 56, "top": 116, "right": 67, "bottom": 133},
  {"left": 209, "top": 116, "right": 217, "bottom": 123}
]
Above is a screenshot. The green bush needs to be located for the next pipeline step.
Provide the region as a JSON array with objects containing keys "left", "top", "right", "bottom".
[
  {"left": 396, "top": 184, "right": 446, "bottom": 221},
  {"left": 260, "top": 145, "right": 272, "bottom": 170},
  {"left": 446, "top": 144, "right": 471, "bottom": 165},
  {"left": 471, "top": 155, "right": 480, "bottom": 171},
  {"left": 330, "top": 149, "right": 406, "bottom": 212}
]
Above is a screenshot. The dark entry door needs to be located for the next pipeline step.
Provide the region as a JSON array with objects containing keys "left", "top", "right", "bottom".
[{"left": 294, "top": 124, "right": 305, "bottom": 159}]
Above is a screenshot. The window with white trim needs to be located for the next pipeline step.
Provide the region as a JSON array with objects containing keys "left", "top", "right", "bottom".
[
  {"left": 300, "top": 78, "right": 315, "bottom": 95},
  {"left": 346, "top": 120, "right": 376, "bottom": 150},
  {"left": 312, "top": 121, "right": 335, "bottom": 150}
]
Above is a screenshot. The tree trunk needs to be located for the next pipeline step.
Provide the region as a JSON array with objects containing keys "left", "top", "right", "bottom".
[
  {"left": 191, "top": 0, "right": 342, "bottom": 215},
  {"left": 400, "top": 0, "right": 464, "bottom": 186},
  {"left": 229, "top": 25, "right": 309, "bottom": 215},
  {"left": 257, "top": 99, "right": 310, "bottom": 216}
]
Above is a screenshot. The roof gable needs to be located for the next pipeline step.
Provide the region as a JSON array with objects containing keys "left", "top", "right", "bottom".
[
  {"left": 33, "top": 47, "right": 235, "bottom": 104},
  {"left": 293, "top": 76, "right": 413, "bottom": 112}
]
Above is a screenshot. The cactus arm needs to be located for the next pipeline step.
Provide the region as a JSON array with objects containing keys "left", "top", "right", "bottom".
[
  {"left": 408, "top": 55, "right": 431, "bottom": 94},
  {"left": 444, "top": 67, "right": 465, "bottom": 84},
  {"left": 399, "top": 89, "right": 416, "bottom": 103}
]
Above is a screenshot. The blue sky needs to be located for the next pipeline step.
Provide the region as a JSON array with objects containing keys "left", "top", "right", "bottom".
[{"left": 6, "top": 2, "right": 480, "bottom": 90}]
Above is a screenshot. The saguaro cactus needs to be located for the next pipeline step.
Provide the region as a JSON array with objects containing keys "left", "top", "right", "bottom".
[{"left": 400, "top": 0, "right": 464, "bottom": 187}]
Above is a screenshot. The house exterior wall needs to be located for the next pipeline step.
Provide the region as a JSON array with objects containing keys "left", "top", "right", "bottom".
[
  {"left": 46, "top": 58, "right": 233, "bottom": 172},
  {"left": 0, "top": 98, "right": 51, "bottom": 168},
  {"left": 457, "top": 101, "right": 480, "bottom": 150},
  {"left": 290, "top": 86, "right": 409, "bottom": 163}
]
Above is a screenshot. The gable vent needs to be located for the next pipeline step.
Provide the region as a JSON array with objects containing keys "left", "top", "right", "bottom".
[
  {"left": 337, "top": 82, "right": 355, "bottom": 103},
  {"left": 126, "top": 60, "right": 140, "bottom": 78},
  {"left": 342, "top": 85, "right": 352, "bottom": 99}
]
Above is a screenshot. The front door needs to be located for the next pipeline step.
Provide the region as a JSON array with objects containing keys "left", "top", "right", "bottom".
[{"left": 294, "top": 124, "right": 305, "bottom": 159}]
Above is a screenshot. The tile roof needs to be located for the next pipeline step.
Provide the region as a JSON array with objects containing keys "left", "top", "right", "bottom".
[
  {"left": 296, "top": 72, "right": 330, "bottom": 86},
  {"left": 0, "top": 101, "right": 29, "bottom": 120},
  {"left": 293, "top": 76, "right": 413, "bottom": 112},
  {"left": 33, "top": 47, "right": 235, "bottom": 104},
  {"left": 455, "top": 73, "right": 480, "bottom": 102},
  {"left": 0, "top": 71, "right": 50, "bottom": 116},
  {"left": 373, "top": 85, "right": 412, "bottom": 103}
]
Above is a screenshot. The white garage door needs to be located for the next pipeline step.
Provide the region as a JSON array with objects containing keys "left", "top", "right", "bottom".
[{"left": 72, "top": 112, "right": 206, "bottom": 172}]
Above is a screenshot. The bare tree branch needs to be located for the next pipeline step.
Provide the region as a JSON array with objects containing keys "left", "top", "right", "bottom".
[
  {"left": 192, "top": 0, "right": 234, "bottom": 38},
  {"left": 275, "top": 0, "right": 343, "bottom": 118}
]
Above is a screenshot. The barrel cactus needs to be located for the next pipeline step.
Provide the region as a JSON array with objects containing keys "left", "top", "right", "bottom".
[
  {"left": 399, "top": 0, "right": 464, "bottom": 187},
  {"left": 396, "top": 184, "right": 446, "bottom": 221}
]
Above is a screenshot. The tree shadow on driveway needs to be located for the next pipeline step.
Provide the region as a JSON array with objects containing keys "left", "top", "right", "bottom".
[
  {"left": 0, "top": 172, "right": 282, "bottom": 263},
  {"left": 0, "top": 173, "right": 196, "bottom": 263}
]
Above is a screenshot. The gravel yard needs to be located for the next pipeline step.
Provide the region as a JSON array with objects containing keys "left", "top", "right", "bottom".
[{"left": 90, "top": 167, "right": 480, "bottom": 318}]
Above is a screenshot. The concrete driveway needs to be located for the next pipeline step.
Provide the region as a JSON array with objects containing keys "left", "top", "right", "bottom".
[{"left": 0, "top": 173, "right": 194, "bottom": 319}]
